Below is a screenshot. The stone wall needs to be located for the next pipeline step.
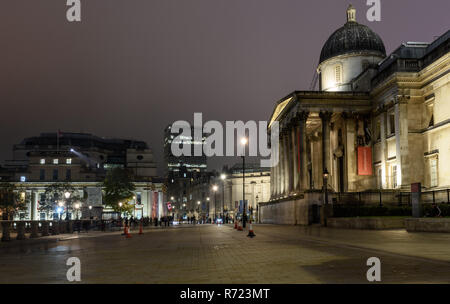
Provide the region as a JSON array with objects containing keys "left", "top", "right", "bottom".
[
  {"left": 259, "top": 192, "right": 323, "bottom": 225},
  {"left": 327, "top": 217, "right": 406, "bottom": 230},
  {"left": 405, "top": 218, "right": 450, "bottom": 232}
]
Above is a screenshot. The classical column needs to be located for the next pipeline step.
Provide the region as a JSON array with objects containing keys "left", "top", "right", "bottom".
[
  {"left": 283, "top": 130, "right": 290, "bottom": 196},
  {"left": 395, "top": 101, "right": 409, "bottom": 189},
  {"left": 299, "top": 112, "right": 309, "bottom": 191},
  {"left": 343, "top": 112, "right": 357, "bottom": 191},
  {"left": 286, "top": 125, "right": 294, "bottom": 195},
  {"left": 320, "top": 112, "right": 333, "bottom": 177},
  {"left": 279, "top": 132, "right": 286, "bottom": 197},
  {"left": 379, "top": 112, "right": 388, "bottom": 189},
  {"left": 291, "top": 121, "right": 299, "bottom": 192}
]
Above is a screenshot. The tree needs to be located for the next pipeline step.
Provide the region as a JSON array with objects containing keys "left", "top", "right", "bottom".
[
  {"left": 39, "top": 183, "right": 84, "bottom": 220},
  {"left": 0, "top": 183, "right": 29, "bottom": 220},
  {"left": 102, "top": 168, "right": 135, "bottom": 216}
]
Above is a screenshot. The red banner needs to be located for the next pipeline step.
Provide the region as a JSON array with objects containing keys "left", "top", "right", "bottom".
[{"left": 357, "top": 146, "right": 372, "bottom": 176}]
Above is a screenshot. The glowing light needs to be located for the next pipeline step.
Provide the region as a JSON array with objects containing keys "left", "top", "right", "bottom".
[
  {"left": 212, "top": 185, "right": 218, "bottom": 191},
  {"left": 220, "top": 174, "right": 226, "bottom": 180},
  {"left": 240, "top": 137, "right": 248, "bottom": 145},
  {"left": 64, "top": 192, "right": 71, "bottom": 199}
]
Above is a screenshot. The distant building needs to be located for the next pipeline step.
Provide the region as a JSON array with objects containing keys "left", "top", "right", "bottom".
[
  {"left": 0, "top": 132, "right": 166, "bottom": 221},
  {"left": 164, "top": 122, "right": 207, "bottom": 176}
]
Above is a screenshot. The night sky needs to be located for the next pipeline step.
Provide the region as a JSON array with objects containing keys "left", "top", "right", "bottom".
[{"left": 1, "top": 0, "right": 449, "bottom": 174}]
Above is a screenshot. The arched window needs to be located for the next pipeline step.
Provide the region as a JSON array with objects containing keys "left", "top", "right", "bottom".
[{"left": 335, "top": 65, "right": 342, "bottom": 83}]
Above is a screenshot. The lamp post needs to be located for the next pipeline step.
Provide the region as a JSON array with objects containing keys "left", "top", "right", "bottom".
[
  {"left": 64, "top": 191, "right": 71, "bottom": 220},
  {"left": 212, "top": 185, "right": 218, "bottom": 222},
  {"left": 323, "top": 168, "right": 329, "bottom": 205},
  {"left": 74, "top": 203, "right": 80, "bottom": 220},
  {"left": 58, "top": 201, "right": 64, "bottom": 221},
  {"left": 220, "top": 174, "right": 226, "bottom": 221},
  {"left": 206, "top": 197, "right": 210, "bottom": 222},
  {"left": 241, "top": 137, "right": 247, "bottom": 228}
]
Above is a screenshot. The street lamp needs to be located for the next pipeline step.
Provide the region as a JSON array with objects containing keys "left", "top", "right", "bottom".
[
  {"left": 323, "top": 168, "right": 329, "bottom": 205},
  {"left": 58, "top": 201, "right": 64, "bottom": 220},
  {"left": 64, "top": 192, "right": 71, "bottom": 220},
  {"left": 212, "top": 185, "right": 218, "bottom": 221},
  {"left": 220, "top": 174, "right": 226, "bottom": 222},
  {"left": 74, "top": 203, "right": 80, "bottom": 220},
  {"left": 240, "top": 137, "right": 248, "bottom": 228}
]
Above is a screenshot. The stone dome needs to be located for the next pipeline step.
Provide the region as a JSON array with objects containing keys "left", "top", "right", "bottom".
[{"left": 319, "top": 7, "right": 386, "bottom": 64}]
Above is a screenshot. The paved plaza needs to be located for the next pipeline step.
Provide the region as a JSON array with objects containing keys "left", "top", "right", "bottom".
[{"left": 1, "top": 224, "right": 450, "bottom": 284}]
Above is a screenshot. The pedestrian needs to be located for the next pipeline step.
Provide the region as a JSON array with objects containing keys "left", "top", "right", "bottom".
[{"left": 431, "top": 203, "right": 442, "bottom": 217}]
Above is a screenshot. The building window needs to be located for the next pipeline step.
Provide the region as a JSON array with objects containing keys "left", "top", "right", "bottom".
[
  {"left": 66, "top": 158, "right": 72, "bottom": 164},
  {"left": 53, "top": 169, "right": 58, "bottom": 181},
  {"left": 66, "top": 169, "right": 71, "bottom": 181},
  {"left": 430, "top": 158, "right": 438, "bottom": 187},
  {"left": 377, "top": 168, "right": 382, "bottom": 189},
  {"left": 40, "top": 169, "right": 45, "bottom": 181},
  {"left": 335, "top": 65, "right": 342, "bottom": 83},
  {"left": 53, "top": 159, "right": 59, "bottom": 165},
  {"left": 388, "top": 113, "right": 395, "bottom": 135},
  {"left": 375, "top": 120, "right": 381, "bottom": 140},
  {"left": 392, "top": 165, "right": 397, "bottom": 188},
  {"left": 40, "top": 159, "right": 46, "bottom": 165}
]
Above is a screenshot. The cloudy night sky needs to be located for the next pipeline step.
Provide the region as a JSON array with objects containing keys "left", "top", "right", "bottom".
[{"left": 1, "top": 0, "right": 449, "bottom": 174}]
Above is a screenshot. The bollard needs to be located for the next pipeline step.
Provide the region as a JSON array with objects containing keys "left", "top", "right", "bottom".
[
  {"left": 30, "top": 221, "right": 39, "bottom": 238},
  {"left": 52, "top": 221, "right": 59, "bottom": 235},
  {"left": 41, "top": 221, "right": 50, "bottom": 236},
  {"left": 67, "top": 221, "right": 73, "bottom": 234},
  {"left": 16, "top": 222, "right": 26, "bottom": 240},
  {"left": 59, "top": 221, "right": 66, "bottom": 234},
  {"left": 1, "top": 221, "right": 11, "bottom": 242}
]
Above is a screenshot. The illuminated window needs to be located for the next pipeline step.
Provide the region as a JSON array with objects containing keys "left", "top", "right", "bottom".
[
  {"left": 53, "top": 159, "right": 59, "bottom": 165},
  {"left": 335, "top": 65, "right": 342, "bottom": 83},
  {"left": 66, "top": 158, "right": 72, "bottom": 164},
  {"left": 40, "top": 159, "right": 46, "bottom": 165}
]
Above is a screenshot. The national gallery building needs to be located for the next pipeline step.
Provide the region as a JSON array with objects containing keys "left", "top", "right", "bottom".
[{"left": 261, "top": 6, "right": 450, "bottom": 224}]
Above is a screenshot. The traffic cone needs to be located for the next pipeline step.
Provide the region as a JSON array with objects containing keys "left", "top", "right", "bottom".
[
  {"left": 139, "top": 222, "right": 143, "bottom": 235},
  {"left": 126, "top": 226, "right": 132, "bottom": 238},
  {"left": 234, "top": 221, "right": 237, "bottom": 229},
  {"left": 122, "top": 223, "right": 127, "bottom": 235},
  {"left": 237, "top": 220, "right": 243, "bottom": 231},
  {"left": 247, "top": 220, "right": 255, "bottom": 238}
]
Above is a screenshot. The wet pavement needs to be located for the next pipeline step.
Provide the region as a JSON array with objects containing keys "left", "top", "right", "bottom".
[{"left": 0, "top": 224, "right": 450, "bottom": 283}]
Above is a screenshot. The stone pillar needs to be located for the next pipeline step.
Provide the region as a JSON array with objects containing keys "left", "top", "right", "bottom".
[
  {"left": 395, "top": 101, "right": 409, "bottom": 189},
  {"left": 286, "top": 126, "right": 294, "bottom": 195},
  {"left": 291, "top": 122, "right": 299, "bottom": 192},
  {"left": 41, "top": 221, "right": 50, "bottom": 236},
  {"left": 16, "top": 222, "right": 26, "bottom": 240},
  {"left": 379, "top": 112, "right": 388, "bottom": 189},
  {"left": 282, "top": 131, "right": 290, "bottom": 196},
  {"left": 278, "top": 133, "right": 285, "bottom": 197},
  {"left": 320, "top": 112, "right": 333, "bottom": 178},
  {"left": 299, "top": 112, "right": 309, "bottom": 191},
  {"left": 344, "top": 113, "right": 357, "bottom": 191},
  {"left": 30, "top": 221, "right": 39, "bottom": 238}
]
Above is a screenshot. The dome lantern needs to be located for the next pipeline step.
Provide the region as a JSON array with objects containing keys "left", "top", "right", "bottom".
[{"left": 347, "top": 4, "right": 356, "bottom": 22}]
